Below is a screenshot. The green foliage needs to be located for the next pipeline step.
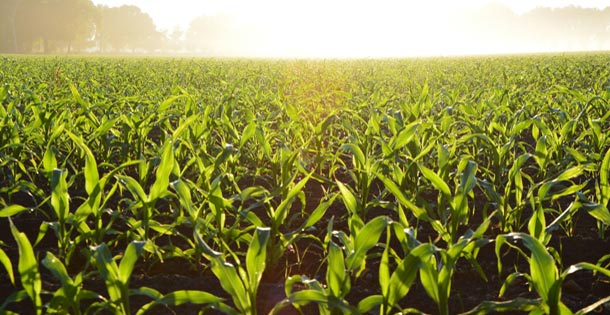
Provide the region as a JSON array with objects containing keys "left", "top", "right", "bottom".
[{"left": 1, "top": 54, "right": 610, "bottom": 315}]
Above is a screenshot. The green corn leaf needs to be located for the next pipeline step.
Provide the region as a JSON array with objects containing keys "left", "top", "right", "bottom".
[
  {"left": 379, "top": 234, "right": 390, "bottom": 297},
  {"left": 173, "top": 114, "right": 199, "bottom": 139},
  {"left": 508, "top": 153, "right": 531, "bottom": 180},
  {"left": 34, "top": 222, "right": 49, "bottom": 247},
  {"left": 272, "top": 289, "right": 359, "bottom": 314},
  {"left": 117, "top": 175, "right": 148, "bottom": 203},
  {"left": 545, "top": 202, "right": 579, "bottom": 235},
  {"left": 130, "top": 286, "right": 163, "bottom": 300},
  {"left": 327, "top": 241, "right": 349, "bottom": 298},
  {"left": 555, "top": 164, "right": 588, "bottom": 182},
  {"left": 118, "top": 241, "right": 146, "bottom": 284},
  {"left": 211, "top": 260, "right": 248, "bottom": 312},
  {"left": 341, "top": 143, "right": 366, "bottom": 168},
  {"left": 171, "top": 179, "right": 197, "bottom": 218},
  {"left": 51, "top": 169, "right": 69, "bottom": 222},
  {"left": 564, "top": 147, "right": 588, "bottom": 164},
  {"left": 316, "top": 114, "right": 336, "bottom": 135},
  {"left": 387, "top": 243, "right": 435, "bottom": 307},
  {"left": 0, "top": 84, "right": 7, "bottom": 101},
  {"left": 549, "top": 182, "right": 588, "bottom": 202},
  {"left": 135, "top": 290, "right": 231, "bottom": 315},
  {"left": 240, "top": 121, "right": 257, "bottom": 147},
  {"left": 69, "top": 83, "right": 88, "bottom": 108},
  {"left": 255, "top": 124, "right": 272, "bottom": 158},
  {"left": 10, "top": 218, "right": 42, "bottom": 315},
  {"left": 0, "top": 205, "right": 29, "bottom": 218},
  {"left": 528, "top": 206, "right": 546, "bottom": 242},
  {"left": 336, "top": 180, "right": 359, "bottom": 216},
  {"left": 99, "top": 160, "right": 143, "bottom": 188},
  {"left": 460, "top": 298, "right": 542, "bottom": 315},
  {"left": 534, "top": 135, "right": 548, "bottom": 169},
  {"left": 346, "top": 216, "right": 390, "bottom": 272},
  {"left": 499, "top": 272, "right": 528, "bottom": 297},
  {"left": 48, "top": 123, "right": 65, "bottom": 144},
  {"left": 391, "top": 121, "right": 419, "bottom": 151},
  {"left": 72, "top": 189, "right": 101, "bottom": 226},
  {"left": 91, "top": 117, "right": 118, "bottom": 140},
  {"left": 601, "top": 147, "right": 610, "bottom": 207},
  {"left": 357, "top": 295, "right": 383, "bottom": 313},
  {"left": 42, "top": 252, "right": 73, "bottom": 288},
  {"left": 377, "top": 173, "right": 428, "bottom": 221},
  {"left": 245, "top": 227, "right": 270, "bottom": 292},
  {"left": 539, "top": 165, "right": 588, "bottom": 200},
  {"left": 92, "top": 243, "right": 122, "bottom": 303},
  {"left": 498, "top": 233, "right": 558, "bottom": 301},
  {"left": 158, "top": 94, "right": 187, "bottom": 112},
  {"left": 194, "top": 230, "right": 248, "bottom": 311},
  {"left": 43, "top": 147, "right": 57, "bottom": 173},
  {"left": 302, "top": 194, "right": 337, "bottom": 229},
  {"left": 411, "top": 139, "right": 436, "bottom": 162},
  {"left": 194, "top": 229, "right": 222, "bottom": 258},
  {"left": 67, "top": 132, "right": 99, "bottom": 196},
  {"left": 274, "top": 173, "right": 311, "bottom": 226},
  {"left": 418, "top": 164, "right": 451, "bottom": 197},
  {"left": 149, "top": 140, "right": 175, "bottom": 202},
  {"left": 0, "top": 290, "right": 29, "bottom": 312},
  {"left": 563, "top": 261, "right": 610, "bottom": 280},
  {"left": 582, "top": 202, "right": 610, "bottom": 225},
  {"left": 458, "top": 159, "right": 478, "bottom": 194},
  {"left": 419, "top": 252, "right": 440, "bottom": 305},
  {"left": 0, "top": 247, "right": 14, "bottom": 285}
]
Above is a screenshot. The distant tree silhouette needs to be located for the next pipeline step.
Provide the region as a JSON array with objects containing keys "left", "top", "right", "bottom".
[
  {"left": 11, "top": 0, "right": 96, "bottom": 53},
  {"left": 4, "top": 2, "right": 610, "bottom": 55},
  {"left": 96, "top": 5, "right": 161, "bottom": 53},
  {"left": 0, "top": 0, "right": 21, "bottom": 53}
]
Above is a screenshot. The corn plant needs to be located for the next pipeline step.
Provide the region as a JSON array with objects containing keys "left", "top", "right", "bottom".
[
  {"left": 194, "top": 226, "right": 270, "bottom": 315},
  {"left": 415, "top": 215, "right": 492, "bottom": 315},
  {"left": 91, "top": 240, "right": 146, "bottom": 315},
  {"left": 42, "top": 252, "right": 103, "bottom": 314},
  {"left": 481, "top": 232, "right": 610, "bottom": 315},
  {"left": 7, "top": 218, "right": 42, "bottom": 315},
  {"left": 357, "top": 223, "right": 434, "bottom": 315},
  {"left": 116, "top": 139, "right": 175, "bottom": 240},
  {"left": 272, "top": 216, "right": 391, "bottom": 314}
]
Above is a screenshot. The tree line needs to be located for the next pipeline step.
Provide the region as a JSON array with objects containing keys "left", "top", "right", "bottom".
[
  {"left": 0, "top": 0, "right": 161, "bottom": 54},
  {"left": 3, "top": 1, "right": 610, "bottom": 55}
]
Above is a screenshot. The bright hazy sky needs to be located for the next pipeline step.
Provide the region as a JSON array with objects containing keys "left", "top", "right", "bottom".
[
  {"left": 92, "top": 0, "right": 610, "bottom": 31},
  {"left": 91, "top": 0, "right": 610, "bottom": 57}
]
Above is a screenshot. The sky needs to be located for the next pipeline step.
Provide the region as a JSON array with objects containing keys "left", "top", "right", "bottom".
[
  {"left": 91, "top": 0, "right": 610, "bottom": 31},
  {"left": 91, "top": 0, "right": 610, "bottom": 57}
]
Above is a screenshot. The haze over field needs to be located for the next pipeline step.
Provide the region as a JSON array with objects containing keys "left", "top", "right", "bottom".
[{"left": 3, "top": 0, "right": 610, "bottom": 57}]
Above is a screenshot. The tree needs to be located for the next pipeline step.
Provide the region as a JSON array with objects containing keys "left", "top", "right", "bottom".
[
  {"left": 97, "top": 5, "right": 161, "bottom": 53},
  {"left": 0, "top": 0, "right": 21, "bottom": 53},
  {"left": 10, "top": 0, "right": 96, "bottom": 53}
]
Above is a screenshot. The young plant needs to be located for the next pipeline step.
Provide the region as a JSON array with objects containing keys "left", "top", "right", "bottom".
[
  {"left": 272, "top": 216, "right": 391, "bottom": 315},
  {"left": 116, "top": 139, "right": 175, "bottom": 240},
  {"left": 91, "top": 241, "right": 146, "bottom": 315},
  {"left": 195, "top": 226, "right": 271, "bottom": 315},
  {"left": 357, "top": 223, "right": 434, "bottom": 315},
  {"left": 487, "top": 233, "right": 610, "bottom": 315},
  {"left": 42, "top": 252, "right": 103, "bottom": 315},
  {"left": 416, "top": 215, "right": 492, "bottom": 315},
  {"left": 8, "top": 218, "right": 43, "bottom": 315}
]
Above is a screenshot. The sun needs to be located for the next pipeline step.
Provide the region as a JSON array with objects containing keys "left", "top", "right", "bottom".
[{"left": 242, "top": 0, "right": 475, "bottom": 57}]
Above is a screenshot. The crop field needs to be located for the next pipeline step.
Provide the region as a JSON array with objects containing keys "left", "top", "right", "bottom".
[{"left": 1, "top": 54, "right": 610, "bottom": 315}]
